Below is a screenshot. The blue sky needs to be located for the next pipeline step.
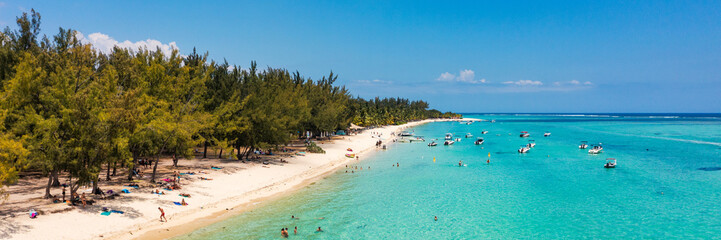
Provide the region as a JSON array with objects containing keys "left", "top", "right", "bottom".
[{"left": 1, "top": 0, "right": 720, "bottom": 113}]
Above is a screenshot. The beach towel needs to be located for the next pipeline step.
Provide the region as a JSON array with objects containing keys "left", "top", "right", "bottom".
[
  {"left": 111, "top": 210, "right": 124, "bottom": 214},
  {"left": 100, "top": 211, "right": 111, "bottom": 216},
  {"left": 162, "top": 178, "right": 174, "bottom": 182},
  {"left": 124, "top": 185, "right": 139, "bottom": 188},
  {"left": 173, "top": 202, "right": 188, "bottom": 206},
  {"left": 163, "top": 188, "right": 173, "bottom": 191},
  {"left": 211, "top": 167, "right": 223, "bottom": 170},
  {"left": 179, "top": 194, "right": 190, "bottom": 198},
  {"left": 121, "top": 189, "right": 130, "bottom": 193}
]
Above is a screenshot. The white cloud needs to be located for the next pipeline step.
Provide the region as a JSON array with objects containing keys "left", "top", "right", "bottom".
[
  {"left": 584, "top": 81, "right": 593, "bottom": 85},
  {"left": 436, "top": 72, "right": 456, "bottom": 81},
  {"left": 75, "top": 32, "right": 179, "bottom": 56},
  {"left": 569, "top": 80, "right": 580, "bottom": 85},
  {"left": 436, "top": 69, "right": 487, "bottom": 84},
  {"left": 503, "top": 80, "right": 543, "bottom": 86}
]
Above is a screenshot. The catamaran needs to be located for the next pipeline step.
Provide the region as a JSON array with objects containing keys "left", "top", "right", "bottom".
[
  {"left": 604, "top": 158, "right": 616, "bottom": 168},
  {"left": 588, "top": 144, "right": 603, "bottom": 154},
  {"left": 519, "top": 131, "right": 530, "bottom": 137}
]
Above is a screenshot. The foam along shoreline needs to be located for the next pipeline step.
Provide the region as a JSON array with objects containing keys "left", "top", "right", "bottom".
[{"left": 4, "top": 118, "right": 467, "bottom": 240}]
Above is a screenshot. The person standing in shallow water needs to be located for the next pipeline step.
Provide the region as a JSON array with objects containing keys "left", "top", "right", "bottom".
[
  {"left": 294, "top": 226, "right": 298, "bottom": 235},
  {"left": 434, "top": 216, "right": 438, "bottom": 221}
]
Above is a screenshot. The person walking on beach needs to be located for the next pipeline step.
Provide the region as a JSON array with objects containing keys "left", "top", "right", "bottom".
[
  {"left": 81, "top": 193, "right": 87, "bottom": 208},
  {"left": 62, "top": 186, "right": 66, "bottom": 202},
  {"left": 159, "top": 207, "right": 167, "bottom": 222}
]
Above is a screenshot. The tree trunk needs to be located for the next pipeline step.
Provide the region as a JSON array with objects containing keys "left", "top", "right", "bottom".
[
  {"left": 236, "top": 144, "right": 242, "bottom": 160},
  {"left": 50, "top": 170, "right": 60, "bottom": 187},
  {"left": 92, "top": 175, "right": 100, "bottom": 195},
  {"left": 218, "top": 149, "right": 223, "bottom": 159},
  {"left": 151, "top": 156, "right": 160, "bottom": 182},
  {"left": 44, "top": 174, "right": 53, "bottom": 199},
  {"left": 203, "top": 141, "right": 208, "bottom": 158},
  {"left": 112, "top": 161, "right": 117, "bottom": 176},
  {"left": 128, "top": 152, "right": 138, "bottom": 181},
  {"left": 106, "top": 161, "right": 112, "bottom": 181}
]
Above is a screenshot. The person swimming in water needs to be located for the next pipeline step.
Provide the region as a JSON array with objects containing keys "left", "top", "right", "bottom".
[
  {"left": 434, "top": 216, "right": 438, "bottom": 221},
  {"left": 316, "top": 227, "right": 323, "bottom": 232},
  {"left": 458, "top": 160, "right": 463, "bottom": 166}
]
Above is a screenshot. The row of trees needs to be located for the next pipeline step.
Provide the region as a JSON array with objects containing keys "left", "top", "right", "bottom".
[{"left": 0, "top": 11, "right": 460, "bottom": 199}]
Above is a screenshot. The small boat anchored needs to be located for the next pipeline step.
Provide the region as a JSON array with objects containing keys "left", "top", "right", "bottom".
[
  {"left": 588, "top": 144, "right": 603, "bottom": 154},
  {"left": 519, "top": 131, "right": 530, "bottom": 138},
  {"left": 544, "top": 132, "right": 551, "bottom": 137},
  {"left": 465, "top": 133, "right": 473, "bottom": 138},
  {"left": 604, "top": 158, "right": 616, "bottom": 168},
  {"left": 445, "top": 133, "right": 453, "bottom": 140},
  {"left": 481, "top": 130, "right": 489, "bottom": 134},
  {"left": 444, "top": 140, "right": 455, "bottom": 145},
  {"left": 454, "top": 138, "right": 462, "bottom": 142},
  {"left": 518, "top": 145, "right": 530, "bottom": 153},
  {"left": 579, "top": 141, "right": 588, "bottom": 149},
  {"left": 399, "top": 132, "right": 414, "bottom": 137},
  {"left": 474, "top": 138, "right": 484, "bottom": 145},
  {"left": 527, "top": 140, "right": 536, "bottom": 148},
  {"left": 428, "top": 142, "right": 438, "bottom": 147}
]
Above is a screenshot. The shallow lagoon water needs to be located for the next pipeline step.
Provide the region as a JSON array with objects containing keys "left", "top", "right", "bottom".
[{"left": 176, "top": 114, "right": 721, "bottom": 239}]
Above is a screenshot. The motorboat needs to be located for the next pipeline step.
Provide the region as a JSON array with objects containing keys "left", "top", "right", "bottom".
[
  {"left": 518, "top": 146, "right": 530, "bottom": 153},
  {"left": 481, "top": 130, "right": 488, "bottom": 134},
  {"left": 491, "top": 120, "right": 496, "bottom": 123},
  {"left": 465, "top": 133, "right": 473, "bottom": 138},
  {"left": 474, "top": 138, "right": 484, "bottom": 145},
  {"left": 466, "top": 121, "right": 472, "bottom": 125},
  {"left": 588, "top": 144, "right": 603, "bottom": 154},
  {"left": 454, "top": 138, "right": 461, "bottom": 142},
  {"left": 399, "top": 132, "right": 414, "bottom": 137},
  {"left": 604, "top": 158, "right": 616, "bottom": 168},
  {"left": 544, "top": 132, "right": 551, "bottom": 137},
  {"left": 579, "top": 141, "right": 588, "bottom": 149},
  {"left": 444, "top": 140, "right": 455, "bottom": 145},
  {"left": 519, "top": 131, "right": 530, "bottom": 137},
  {"left": 445, "top": 133, "right": 453, "bottom": 140},
  {"left": 428, "top": 142, "right": 437, "bottom": 147},
  {"left": 527, "top": 140, "right": 536, "bottom": 148}
]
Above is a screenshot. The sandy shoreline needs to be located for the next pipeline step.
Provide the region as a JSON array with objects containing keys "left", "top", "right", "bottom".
[{"left": 2, "top": 118, "right": 473, "bottom": 240}]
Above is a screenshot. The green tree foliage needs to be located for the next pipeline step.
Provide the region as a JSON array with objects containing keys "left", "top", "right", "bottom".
[{"left": 0, "top": 10, "right": 460, "bottom": 199}]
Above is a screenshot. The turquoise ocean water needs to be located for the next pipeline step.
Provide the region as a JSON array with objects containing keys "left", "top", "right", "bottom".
[{"left": 176, "top": 114, "right": 721, "bottom": 239}]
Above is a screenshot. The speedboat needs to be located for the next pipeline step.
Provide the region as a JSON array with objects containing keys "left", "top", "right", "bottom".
[
  {"left": 527, "top": 140, "right": 536, "bottom": 148},
  {"left": 604, "top": 158, "right": 616, "bottom": 168},
  {"left": 544, "top": 132, "right": 551, "bottom": 137},
  {"left": 588, "top": 144, "right": 603, "bottom": 154},
  {"left": 444, "top": 140, "right": 455, "bottom": 145},
  {"left": 474, "top": 138, "right": 484, "bottom": 145},
  {"left": 519, "top": 131, "right": 530, "bottom": 138},
  {"left": 481, "top": 130, "right": 488, "bottom": 134},
  {"left": 579, "top": 141, "right": 588, "bottom": 149},
  {"left": 465, "top": 133, "right": 473, "bottom": 138},
  {"left": 518, "top": 146, "right": 530, "bottom": 153},
  {"left": 445, "top": 133, "right": 453, "bottom": 140},
  {"left": 428, "top": 142, "right": 437, "bottom": 147}
]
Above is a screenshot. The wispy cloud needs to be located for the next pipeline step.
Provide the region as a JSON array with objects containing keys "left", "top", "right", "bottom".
[
  {"left": 503, "top": 80, "right": 543, "bottom": 86},
  {"left": 357, "top": 79, "right": 392, "bottom": 84},
  {"left": 436, "top": 69, "right": 487, "bottom": 84},
  {"left": 75, "top": 32, "right": 179, "bottom": 56}
]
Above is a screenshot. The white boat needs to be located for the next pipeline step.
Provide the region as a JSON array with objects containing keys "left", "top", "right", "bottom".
[
  {"left": 465, "top": 133, "right": 473, "bottom": 138},
  {"left": 481, "top": 130, "right": 489, "bottom": 134},
  {"left": 454, "top": 138, "right": 461, "bottom": 142},
  {"left": 604, "top": 158, "right": 616, "bottom": 168},
  {"left": 579, "top": 141, "right": 588, "bottom": 149},
  {"left": 519, "top": 131, "right": 530, "bottom": 138},
  {"left": 518, "top": 146, "right": 530, "bottom": 153},
  {"left": 544, "top": 132, "right": 551, "bottom": 137},
  {"left": 399, "top": 132, "right": 414, "bottom": 137},
  {"left": 444, "top": 140, "right": 455, "bottom": 145},
  {"left": 428, "top": 142, "right": 437, "bottom": 147},
  {"left": 466, "top": 121, "right": 472, "bottom": 125},
  {"left": 491, "top": 120, "right": 496, "bottom": 123},
  {"left": 445, "top": 133, "right": 453, "bottom": 140},
  {"left": 588, "top": 144, "right": 603, "bottom": 154},
  {"left": 474, "top": 138, "right": 484, "bottom": 145},
  {"left": 527, "top": 140, "right": 536, "bottom": 148}
]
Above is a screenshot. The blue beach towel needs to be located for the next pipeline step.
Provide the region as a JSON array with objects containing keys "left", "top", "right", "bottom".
[
  {"left": 173, "top": 202, "right": 188, "bottom": 206},
  {"left": 111, "top": 210, "right": 124, "bottom": 214},
  {"left": 100, "top": 211, "right": 111, "bottom": 216},
  {"left": 121, "top": 189, "right": 130, "bottom": 193}
]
